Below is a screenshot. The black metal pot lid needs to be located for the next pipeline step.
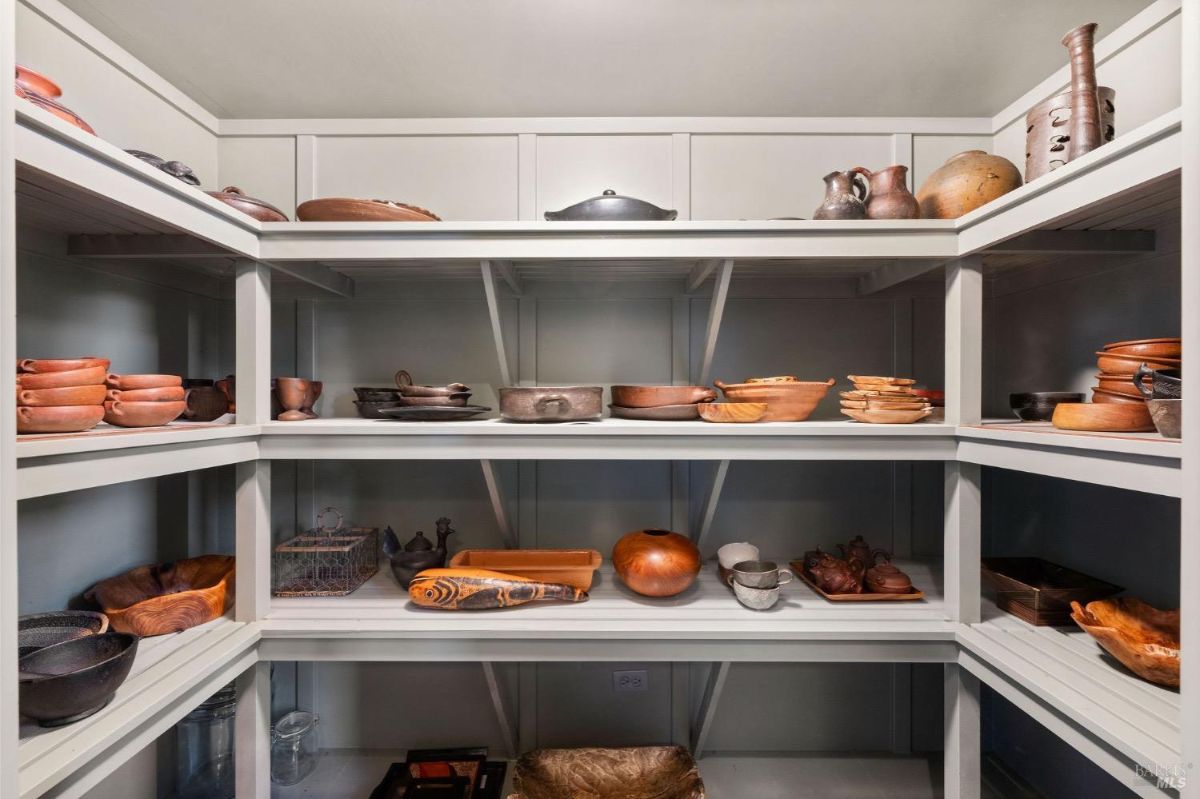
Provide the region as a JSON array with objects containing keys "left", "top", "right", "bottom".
[{"left": 544, "top": 189, "right": 677, "bottom": 221}]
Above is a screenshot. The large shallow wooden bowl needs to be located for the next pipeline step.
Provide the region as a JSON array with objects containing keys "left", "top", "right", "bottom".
[
  {"left": 296, "top": 197, "right": 441, "bottom": 222},
  {"left": 697, "top": 402, "right": 766, "bottom": 423},
  {"left": 1095, "top": 351, "right": 1181, "bottom": 376},
  {"left": 714, "top": 378, "right": 834, "bottom": 421},
  {"left": 449, "top": 549, "right": 602, "bottom": 591},
  {"left": 511, "top": 746, "right": 705, "bottom": 799},
  {"left": 1091, "top": 388, "right": 1144, "bottom": 405},
  {"left": 16, "top": 365, "right": 107, "bottom": 389},
  {"left": 17, "top": 384, "right": 106, "bottom": 406},
  {"left": 1051, "top": 402, "right": 1154, "bottom": 432},
  {"left": 1071, "top": 597, "right": 1180, "bottom": 687},
  {"left": 1095, "top": 372, "right": 1148, "bottom": 398},
  {"left": 85, "top": 555, "right": 235, "bottom": 637},
  {"left": 17, "top": 404, "right": 104, "bottom": 434},
  {"left": 18, "top": 357, "right": 109, "bottom": 374},
  {"left": 1102, "top": 337, "right": 1182, "bottom": 359},
  {"left": 610, "top": 385, "right": 717, "bottom": 408},
  {"left": 612, "top": 529, "right": 700, "bottom": 597}
]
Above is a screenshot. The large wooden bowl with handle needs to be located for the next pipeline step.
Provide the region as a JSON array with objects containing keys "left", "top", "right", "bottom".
[{"left": 85, "top": 555, "right": 235, "bottom": 637}]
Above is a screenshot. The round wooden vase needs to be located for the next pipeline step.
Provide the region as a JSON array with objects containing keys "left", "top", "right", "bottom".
[
  {"left": 274, "top": 377, "right": 310, "bottom": 421},
  {"left": 915, "top": 150, "right": 1022, "bottom": 219},
  {"left": 612, "top": 528, "right": 701, "bottom": 597}
]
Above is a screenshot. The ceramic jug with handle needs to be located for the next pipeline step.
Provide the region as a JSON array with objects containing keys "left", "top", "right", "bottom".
[
  {"left": 853, "top": 165, "right": 921, "bottom": 219},
  {"left": 813, "top": 170, "right": 867, "bottom": 220}
]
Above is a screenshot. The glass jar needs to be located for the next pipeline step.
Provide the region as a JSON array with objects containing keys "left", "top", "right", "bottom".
[
  {"left": 176, "top": 684, "right": 237, "bottom": 799},
  {"left": 270, "top": 710, "right": 320, "bottom": 786}
]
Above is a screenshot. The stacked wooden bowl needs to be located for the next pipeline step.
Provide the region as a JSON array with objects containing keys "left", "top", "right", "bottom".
[
  {"left": 840, "top": 375, "right": 933, "bottom": 424},
  {"left": 610, "top": 385, "right": 717, "bottom": 420},
  {"left": 17, "top": 357, "right": 110, "bottom": 433},
  {"left": 105, "top": 373, "right": 186, "bottom": 427},
  {"left": 1092, "top": 338, "right": 1181, "bottom": 404}
]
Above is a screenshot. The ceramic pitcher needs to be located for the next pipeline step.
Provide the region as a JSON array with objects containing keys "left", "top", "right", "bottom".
[
  {"left": 854, "top": 165, "right": 921, "bottom": 219},
  {"left": 813, "top": 170, "right": 867, "bottom": 220}
]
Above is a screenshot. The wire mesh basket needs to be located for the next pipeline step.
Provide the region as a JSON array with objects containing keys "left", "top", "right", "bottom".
[{"left": 272, "top": 507, "right": 378, "bottom": 597}]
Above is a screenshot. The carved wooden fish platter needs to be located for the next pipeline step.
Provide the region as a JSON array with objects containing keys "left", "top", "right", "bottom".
[{"left": 408, "top": 568, "right": 589, "bottom": 610}]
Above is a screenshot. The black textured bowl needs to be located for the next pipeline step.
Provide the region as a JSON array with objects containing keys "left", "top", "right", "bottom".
[
  {"left": 19, "top": 632, "right": 138, "bottom": 727},
  {"left": 354, "top": 400, "right": 401, "bottom": 419},
  {"left": 18, "top": 610, "right": 109, "bottom": 658},
  {"left": 1009, "top": 392, "right": 1086, "bottom": 422}
]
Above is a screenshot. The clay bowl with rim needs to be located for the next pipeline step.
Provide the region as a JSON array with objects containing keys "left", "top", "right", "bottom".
[
  {"left": 15, "top": 65, "right": 62, "bottom": 98},
  {"left": 1051, "top": 402, "right": 1154, "bottom": 432},
  {"left": 1091, "top": 388, "right": 1145, "bottom": 405},
  {"left": 448, "top": 549, "right": 603, "bottom": 591},
  {"left": 1008, "top": 391, "right": 1085, "bottom": 422},
  {"left": 1102, "top": 337, "right": 1182, "bottom": 359},
  {"left": 1071, "top": 597, "right": 1179, "bottom": 687},
  {"left": 714, "top": 378, "right": 835, "bottom": 421},
  {"left": 18, "top": 357, "right": 109, "bottom": 374},
  {"left": 610, "top": 385, "right": 717, "bottom": 408},
  {"left": 698, "top": 402, "right": 767, "bottom": 423},
  {"left": 103, "top": 400, "right": 186, "bottom": 428},
  {"left": 105, "top": 373, "right": 183, "bottom": 390},
  {"left": 1095, "top": 372, "right": 1148, "bottom": 398},
  {"left": 610, "top": 403, "right": 702, "bottom": 421},
  {"left": 17, "top": 404, "right": 104, "bottom": 434},
  {"left": 841, "top": 407, "right": 933, "bottom": 424},
  {"left": 395, "top": 393, "right": 472, "bottom": 407},
  {"left": 16, "top": 365, "right": 107, "bottom": 389},
  {"left": 106, "top": 386, "right": 186, "bottom": 403},
  {"left": 1095, "top": 352, "right": 1181, "bottom": 376},
  {"left": 18, "top": 633, "right": 138, "bottom": 727},
  {"left": 85, "top": 554, "right": 235, "bottom": 637},
  {"left": 17, "top": 384, "right": 106, "bottom": 407}
]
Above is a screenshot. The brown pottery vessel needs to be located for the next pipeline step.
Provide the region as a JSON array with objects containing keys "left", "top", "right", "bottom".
[{"left": 854, "top": 165, "right": 920, "bottom": 219}]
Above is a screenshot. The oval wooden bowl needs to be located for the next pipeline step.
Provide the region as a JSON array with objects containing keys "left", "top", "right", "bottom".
[
  {"left": 103, "top": 400, "right": 186, "bottom": 428},
  {"left": 85, "top": 555, "right": 235, "bottom": 637},
  {"left": 698, "top": 402, "right": 767, "bottom": 423},
  {"left": 16, "top": 365, "right": 107, "bottom": 389},
  {"left": 107, "top": 386, "right": 186, "bottom": 403},
  {"left": 17, "top": 404, "right": 104, "bottom": 434},
  {"left": 1071, "top": 597, "right": 1180, "bottom": 687},
  {"left": 714, "top": 378, "right": 834, "bottom": 421},
  {"left": 105, "top": 374, "right": 183, "bottom": 390},
  {"left": 18, "top": 357, "right": 109, "bottom": 374},
  {"left": 296, "top": 197, "right": 441, "bottom": 222},
  {"left": 612, "top": 529, "right": 700, "bottom": 597},
  {"left": 1091, "top": 388, "right": 1144, "bottom": 405},
  {"left": 1095, "top": 373, "right": 1148, "bottom": 398},
  {"left": 1051, "top": 402, "right": 1154, "bottom": 432},
  {"left": 1094, "top": 352, "right": 1181, "bottom": 376},
  {"left": 512, "top": 746, "right": 705, "bottom": 799},
  {"left": 610, "top": 385, "right": 717, "bottom": 408},
  {"left": 17, "top": 384, "right": 106, "bottom": 406},
  {"left": 1102, "top": 338, "right": 1182, "bottom": 359},
  {"left": 841, "top": 407, "right": 933, "bottom": 424}
]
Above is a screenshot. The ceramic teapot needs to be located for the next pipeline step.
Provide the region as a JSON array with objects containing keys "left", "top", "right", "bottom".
[
  {"left": 865, "top": 555, "right": 914, "bottom": 594},
  {"left": 853, "top": 165, "right": 921, "bottom": 219},
  {"left": 813, "top": 170, "right": 867, "bottom": 220},
  {"left": 807, "top": 553, "right": 864, "bottom": 594},
  {"left": 837, "top": 535, "right": 889, "bottom": 568},
  {"left": 382, "top": 517, "right": 456, "bottom": 588}
]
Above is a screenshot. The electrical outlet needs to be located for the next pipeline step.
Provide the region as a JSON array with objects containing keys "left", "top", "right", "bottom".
[{"left": 613, "top": 669, "right": 648, "bottom": 692}]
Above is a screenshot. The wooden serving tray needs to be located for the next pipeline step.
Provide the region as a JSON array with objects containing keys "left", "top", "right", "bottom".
[{"left": 791, "top": 562, "right": 924, "bottom": 601}]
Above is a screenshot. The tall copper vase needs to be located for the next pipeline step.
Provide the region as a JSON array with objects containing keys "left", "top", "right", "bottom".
[{"left": 1061, "top": 23, "right": 1103, "bottom": 160}]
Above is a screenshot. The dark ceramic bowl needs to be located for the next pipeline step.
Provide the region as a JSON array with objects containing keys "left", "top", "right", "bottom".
[
  {"left": 353, "top": 386, "right": 400, "bottom": 403},
  {"left": 18, "top": 610, "right": 109, "bottom": 658},
  {"left": 19, "top": 632, "right": 138, "bottom": 727},
  {"left": 354, "top": 400, "right": 402, "bottom": 419},
  {"left": 1009, "top": 392, "right": 1086, "bottom": 422}
]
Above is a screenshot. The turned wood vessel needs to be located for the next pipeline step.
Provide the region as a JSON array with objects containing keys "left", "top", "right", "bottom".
[
  {"left": 85, "top": 555, "right": 235, "bottom": 636},
  {"left": 296, "top": 197, "right": 441, "bottom": 222},
  {"left": 612, "top": 529, "right": 700, "bottom": 597},
  {"left": 697, "top": 402, "right": 767, "bottom": 423},
  {"left": 1051, "top": 401, "right": 1154, "bottom": 432},
  {"left": 915, "top": 151, "right": 1022, "bottom": 219},
  {"left": 1061, "top": 23, "right": 1104, "bottom": 161},
  {"left": 1071, "top": 597, "right": 1180, "bottom": 687},
  {"left": 714, "top": 378, "right": 834, "bottom": 421},
  {"left": 512, "top": 746, "right": 706, "bottom": 799}
]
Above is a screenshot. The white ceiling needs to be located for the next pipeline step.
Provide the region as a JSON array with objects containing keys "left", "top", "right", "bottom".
[{"left": 60, "top": 0, "right": 1149, "bottom": 120}]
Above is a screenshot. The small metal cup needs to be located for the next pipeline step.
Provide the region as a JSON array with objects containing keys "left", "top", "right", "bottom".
[
  {"left": 730, "top": 560, "right": 794, "bottom": 589},
  {"left": 731, "top": 581, "right": 780, "bottom": 611}
]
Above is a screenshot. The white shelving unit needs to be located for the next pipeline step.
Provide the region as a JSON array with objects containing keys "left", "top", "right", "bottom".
[{"left": 1, "top": 1, "right": 1194, "bottom": 797}]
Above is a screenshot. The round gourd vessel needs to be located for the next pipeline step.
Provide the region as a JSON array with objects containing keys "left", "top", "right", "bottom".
[
  {"left": 915, "top": 150, "right": 1022, "bottom": 219},
  {"left": 612, "top": 529, "right": 701, "bottom": 597}
]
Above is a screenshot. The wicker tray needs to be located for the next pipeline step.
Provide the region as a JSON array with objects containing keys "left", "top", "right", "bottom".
[
  {"left": 982, "top": 557, "right": 1122, "bottom": 626},
  {"left": 791, "top": 562, "right": 924, "bottom": 601}
]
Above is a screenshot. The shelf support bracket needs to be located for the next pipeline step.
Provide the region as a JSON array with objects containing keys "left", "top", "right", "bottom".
[
  {"left": 857, "top": 259, "right": 944, "bottom": 296},
  {"left": 986, "top": 229, "right": 1156, "bottom": 254},
  {"left": 480, "top": 459, "right": 517, "bottom": 549},
  {"left": 482, "top": 662, "right": 519, "bottom": 761},
  {"left": 685, "top": 258, "right": 720, "bottom": 293},
  {"left": 262, "top": 260, "right": 355, "bottom": 299},
  {"left": 693, "top": 460, "right": 730, "bottom": 552},
  {"left": 943, "top": 663, "right": 982, "bottom": 799},
  {"left": 493, "top": 259, "right": 522, "bottom": 295},
  {"left": 690, "top": 661, "right": 731, "bottom": 759},
  {"left": 697, "top": 259, "right": 733, "bottom": 387},
  {"left": 481, "top": 260, "right": 514, "bottom": 386}
]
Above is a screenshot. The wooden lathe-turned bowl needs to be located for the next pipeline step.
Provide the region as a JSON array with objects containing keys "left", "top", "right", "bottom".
[
  {"left": 1071, "top": 597, "right": 1180, "bottom": 687},
  {"left": 85, "top": 555, "right": 235, "bottom": 637},
  {"left": 714, "top": 378, "right": 835, "bottom": 421},
  {"left": 612, "top": 529, "right": 700, "bottom": 597},
  {"left": 17, "top": 404, "right": 104, "bottom": 434},
  {"left": 103, "top": 400, "right": 186, "bottom": 428},
  {"left": 1094, "top": 351, "right": 1180, "bottom": 376},
  {"left": 1101, "top": 337, "right": 1182, "bottom": 359}
]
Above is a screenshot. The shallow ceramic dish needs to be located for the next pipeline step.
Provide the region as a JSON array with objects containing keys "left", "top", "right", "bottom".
[
  {"left": 17, "top": 384, "right": 106, "bottom": 407},
  {"left": 106, "top": 386, "right": 186, "bottom": 403},
  {"left": 1091, "top": 388, "right": 1144, "bottom": 405},
  {"left": 698, "top": 403, "right": 767, "bottom": 423},
  {"left": 1051, "top": 402, "right": 1154, "bottom": 432},
  {"left": 842, "top": 408, "right": 933, "bottom": 424},
  {"left": 610, "top": 385, "right": 716, "bottom": 408},
  {"left": 18, "top": 633, "right": 138, "bottom": 726},
  {"left": 448, "top": 549, "right": 603, "bottom": 591},
  {"left": 1102, "top": 337, "right": 1182, "bottom": 358},
  {"left": 378, "top": 405, "right": 491, "bottom": 421},
  {"left": 14, "top": 66, "right": 96, "bottom": 135},
  {"left": 18, "top": 611, "right": 109, "bottom": 658},
  {"left": 1009, "top": 391, "right": 1086, "bottom": 421},
  {"left": 16, "top": 404, "right": 105, "bottom": 434},
  {"left": 105, "top": 374, "right": 183, "bottom": 390},
  {"left": 609, "top": 403, "right": 701, "bottom": 421},
  {"left": 16, "top": 365, "right": 106, "bottom": 389},
  {"left": 206, "top": 186, "right": 288, "bottom": 222},
  {"left": 296, "top": 197, "right": 441, "bottom": 222},
  {"left": 714, "top": 378, "right": 834, "bottom": 421},
  {"left": 103, "top": 400, "right": 186, "bottom": 428},
  {"left": 86, "top": 555, "right": 235, "bottom": 637},
  {"left": 1147, "top": 398, "right": 1181, "bottom": 438},
  {"left": 511, "top": 747, "right": 705, "bottom": 799},
  {"left": 1095, "top": 351, "right": 1180, "bottom": 376},
  {"left": 18, "top": 357, "right": 109, "bottom": 374},
  {"left": 1071, "top": 597, "right": 1180, "bottom": 687},
  {"left": 15, "top": 65, "right": 61, "bottom": 97}
]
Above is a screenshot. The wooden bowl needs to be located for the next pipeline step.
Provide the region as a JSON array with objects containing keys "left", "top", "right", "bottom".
[
  {"left": 698, "top": 402, "right": 767, "bottom": 423},
  {"left": 17, "top": 384, "right": 106, "bottom": 407},
  {"left": 1095, "top": 372, "right": 1148, "bottom": 398},
  {"left": 1051, "top": 402, "right": 1154, "bottom": 432},
  {"left": 512, "top": 746, "right": 705, "bottom": 799},
  {"left": 448, "top": 549, "right": 603, "bottom": 591},
  {"left": 85, "top": 555, "right": 235, "bottom": 637},
  {"left": 714, "top": 378, "right": 834, "bottom": 421},
  {"left": 17, "top": 404, "right": 104, "bottom": 434},
  {"left": 1091, "top": 388, "right": 1145, "bottom": 405},
  {"left": 612, "top": 529, "right": 700, "bottom": 597},
  {"left": 610, "top": 385, "right": 717, "bottom": 408},
  {"left": 1095, "top": 352, "right": 1181, "bottom": 376},
  {"left": 107, "top": 386, "right": 187, "bottom": 403},
  {"left": 103, "top": 400, "right": 186, "bottom": 428},
  {"left": 16, "top": 365, "right": 107, "bottom": 389},
  {"left": 841, "top": 408, "right": 933, "bottom": 424},
  {"left": 18, "top": 357, "right": 109, "bottom": 374},
  {"left": 105, "top": 373, "right": 183, "bottom": 390},
  {"left": 1102, "top": 338, "right": 1181, "bottom": 359},
  {"left": 296, "top": 197, "right": 441, "bottom": 222},
  {"left": 1071, "top": 597, "right": 1180, "bottom": 687}
]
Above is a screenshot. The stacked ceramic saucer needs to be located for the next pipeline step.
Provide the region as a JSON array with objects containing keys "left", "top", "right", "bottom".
[
  {"left": 839, "top": 375, "right": 933, "bottom": 424},
  {"left": 105, "top": 373, "right": 186, "bottom": 427}
]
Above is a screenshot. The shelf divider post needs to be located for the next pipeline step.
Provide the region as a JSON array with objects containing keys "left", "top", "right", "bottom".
[
  {"left": 943, "top": 663, "right": 981, "bottom": 799},
  {"left": 235, "top": 661, "right": 272, "bottom": 799}
]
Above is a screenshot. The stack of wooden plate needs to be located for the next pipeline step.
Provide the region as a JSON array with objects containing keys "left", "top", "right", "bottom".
[
  {"left": 1092, "top": 337, "right": 1181, "bottom": 404},
  {"left": 839, "top": 375, "right": 933, "bottom": 424}
]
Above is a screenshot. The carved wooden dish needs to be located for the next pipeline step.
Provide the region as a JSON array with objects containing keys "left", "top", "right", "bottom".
[
  {"left": 1071, "top": 598, "right": 1180, "bottom": 687},
  {"left": 697, "top": 402, "right": 766, "bottom": 423},
  {"left": 1051, "top": 402, "right": 1154, "bottom": 432},
  {"left": 85, "top": 555, "right": 235, "bottom": 637},
  {"left": 511, "top": 746, "right": 706, "bottom": 799}
]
